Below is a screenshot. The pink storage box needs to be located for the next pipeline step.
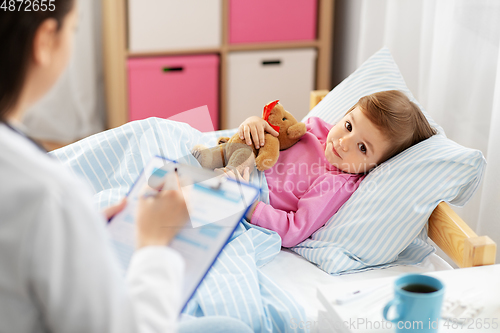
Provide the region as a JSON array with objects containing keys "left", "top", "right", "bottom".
[
  {"left": 229, "top": 0, "right": 317, "bottom": 44},
  {"left": 128, "top": 54, "right": 219, "bottom": 131}
]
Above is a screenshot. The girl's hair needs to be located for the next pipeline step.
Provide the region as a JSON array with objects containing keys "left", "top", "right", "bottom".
[
  {"left": 346, "top": 90, "right": 437, "bottom": 163},
  {"left": 0, "top": 0, "right": 75, "bottom": 121}
]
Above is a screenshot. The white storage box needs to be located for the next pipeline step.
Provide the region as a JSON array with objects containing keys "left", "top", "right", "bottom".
[
  {"left": 128, "top": 0, "right": 222, "bottom": 52},
  {"left": 226, "top": 48, "right": 317, "bottom": 129}
]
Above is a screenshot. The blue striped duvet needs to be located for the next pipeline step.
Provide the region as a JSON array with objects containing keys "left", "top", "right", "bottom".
[{"left": 51, "top": 118, "right": 306, "bottom": 333}]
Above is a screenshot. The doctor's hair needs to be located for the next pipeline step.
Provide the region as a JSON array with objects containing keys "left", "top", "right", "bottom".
[
  {"left": 0, "top": 0, "right": 76, "bottom": 121},
  {"left": 345, "top": 90, "right": 437, "bottom": 163}
]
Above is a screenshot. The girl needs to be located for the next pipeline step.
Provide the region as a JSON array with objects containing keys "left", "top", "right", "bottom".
[
  {"left": 0, "top": 2, "right": 251, "bottom": 333},
  {"left": 240, "top": 91, "right": 436, "bottom": 247}
]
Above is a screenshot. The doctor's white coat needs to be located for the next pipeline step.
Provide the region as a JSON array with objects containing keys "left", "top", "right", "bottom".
[{"left": 0, "top": 122, "right": 184, "bottom": 333}]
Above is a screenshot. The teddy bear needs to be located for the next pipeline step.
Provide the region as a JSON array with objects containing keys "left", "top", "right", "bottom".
[{"left": 191, "top": 100, "right": 307, "bottom": 176}]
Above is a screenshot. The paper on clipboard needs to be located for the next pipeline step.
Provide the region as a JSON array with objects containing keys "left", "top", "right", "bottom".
[{"left": 108, "top": 156, "right": 260, "bottom": 311}]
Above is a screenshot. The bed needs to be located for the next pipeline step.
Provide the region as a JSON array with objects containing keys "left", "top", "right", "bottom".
[
  {"left": 51, "top": 48, "right": 496, "bottom": 332},
  {"left": 256, "top": 89, "right": 497, "bottom": 326},
  {"left": 308, "top": 89, "right": 496, "bottom": 270}
]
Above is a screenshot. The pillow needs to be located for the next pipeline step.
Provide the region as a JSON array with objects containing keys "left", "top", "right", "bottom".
[{"left": 291, "top": 47, "right": 485, "bottom": 275}]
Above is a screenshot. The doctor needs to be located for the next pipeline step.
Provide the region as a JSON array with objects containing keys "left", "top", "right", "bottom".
[{"left": 0, "top": 1, "right": 252, "bottom": 333}]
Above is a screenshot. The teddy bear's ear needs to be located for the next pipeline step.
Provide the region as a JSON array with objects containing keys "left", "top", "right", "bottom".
[
  {"left": 263, "top": 100, "right": 280, "bottom": 120},
  {"left": 287, "top": 122, "right": 307, "bottom": 139}
]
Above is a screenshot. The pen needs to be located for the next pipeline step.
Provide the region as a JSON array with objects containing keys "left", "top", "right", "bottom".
[
  {"left": 142, "top": 166, "right": 181, "bottom": 197},
  {"left": 335, "top": 285, "right": 380, "bottom": 305},
  {"left": 161, "top": 167, "right": 181, "bottom": 191}
]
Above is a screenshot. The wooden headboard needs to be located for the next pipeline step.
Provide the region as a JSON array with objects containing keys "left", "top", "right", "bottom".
[{"left": 310, "top": 90, "right": 496, "bottom": 268}]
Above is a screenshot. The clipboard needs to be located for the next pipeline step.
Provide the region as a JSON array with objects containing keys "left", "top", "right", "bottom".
[{"left": 108, "top": 156, "right": 260, "bottom": 312}]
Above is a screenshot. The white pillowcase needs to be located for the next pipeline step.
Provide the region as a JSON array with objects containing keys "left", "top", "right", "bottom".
[{"left": 292, "top": 48, "right": 485, "bottom": 275}]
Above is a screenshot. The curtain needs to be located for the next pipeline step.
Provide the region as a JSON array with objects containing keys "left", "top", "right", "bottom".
[
  {"left": 22, "top": 0, "right": 105, "bottom": 142},
  {"left": 333, "top": 0, "right": 500, "bottom": 262}
]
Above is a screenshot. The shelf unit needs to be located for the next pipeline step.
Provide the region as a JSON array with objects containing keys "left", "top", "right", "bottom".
[{"left": 102, "top": 0, "right": 334, "bottom": 130}]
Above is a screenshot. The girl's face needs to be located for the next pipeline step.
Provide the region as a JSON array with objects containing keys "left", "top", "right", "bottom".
[{"left": 325, "top": 107, "right": 391, "bottom": 174}]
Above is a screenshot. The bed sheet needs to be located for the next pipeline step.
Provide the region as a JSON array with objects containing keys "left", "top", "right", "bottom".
[{"left": 260, "top": 249, "right": 453, "bottom": 322}]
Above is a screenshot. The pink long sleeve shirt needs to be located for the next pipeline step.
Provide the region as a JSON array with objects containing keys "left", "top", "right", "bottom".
[{"left": 250, "top": 117, "right": 365, "bottom": 247}]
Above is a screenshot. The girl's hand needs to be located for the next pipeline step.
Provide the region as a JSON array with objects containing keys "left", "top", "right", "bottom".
[
  {"left": 103, "top": 198, "right": 127, "bottom": 220},
  {"left": 224, "top": 167, "right": 250, "bottom": 183},
  {"left": 135, "top": 187, "right": 189, "bottom": 249},
  {"left": 238, "top": 116, "right": 279, "bottom": 149}
]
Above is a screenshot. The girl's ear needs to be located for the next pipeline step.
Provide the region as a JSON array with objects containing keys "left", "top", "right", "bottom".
[{"left": 32, "top": 18, "right": 58, "bottom": 66}]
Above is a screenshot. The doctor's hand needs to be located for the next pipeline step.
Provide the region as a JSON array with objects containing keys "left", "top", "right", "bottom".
[
  {"left": 238, "top": 116, "right": 279, "bottom": 149},
  {"left": 103, "top": 198, "right": 127, "bottom": 220},
  {"left": 135, "top": 187, "right": 189, "bottom": 249}
]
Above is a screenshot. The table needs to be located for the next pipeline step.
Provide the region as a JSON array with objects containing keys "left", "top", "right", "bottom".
[{"left": 315, "top": 264, "right": 500, "bottom": 333}]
